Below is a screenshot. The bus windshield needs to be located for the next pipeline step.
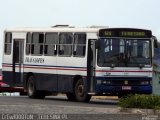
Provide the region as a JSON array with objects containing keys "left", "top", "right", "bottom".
[{"left": 97, "top": 38, "right": 151, "bottom": 67}]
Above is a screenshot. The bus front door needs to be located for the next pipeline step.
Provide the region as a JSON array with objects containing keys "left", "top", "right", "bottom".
[
  {"left": 87, "top": 39, "right": 96, "bottom": 94},
  {"left": 12, "top": 39, "right": 24, "bottom": 86}
]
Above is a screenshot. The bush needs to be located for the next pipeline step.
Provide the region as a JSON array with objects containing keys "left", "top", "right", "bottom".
[{"left": 118, "top": 94, "right": 160, "bottom": 109}]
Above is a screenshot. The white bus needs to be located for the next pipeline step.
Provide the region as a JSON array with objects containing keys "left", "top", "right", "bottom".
[{"left": 2, "top": 26, "right": 158, "bottom": 102}]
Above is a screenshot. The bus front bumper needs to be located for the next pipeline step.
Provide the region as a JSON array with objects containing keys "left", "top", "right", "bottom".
[{"left": 96, "top": 84, "right": 152, "bottom": 94}]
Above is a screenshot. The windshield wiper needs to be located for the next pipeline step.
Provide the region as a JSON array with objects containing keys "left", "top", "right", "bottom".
[{"left": 126, "top": 56, "right": 144, "bottom": 68}]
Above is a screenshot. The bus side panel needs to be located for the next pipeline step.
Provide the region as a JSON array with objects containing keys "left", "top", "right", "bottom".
[
  {"left": 3, "top": 71, "right": 22, "bottom": 86},
  {"left": 2, "top": 71, "right": 13, "bottom": 85},
  {"left": 34, "top": 73, "right": 58, "bottom": 92},
  {"left": 23, "top": 72, "right": 74, "bottom": 92},
  {"left": 58, "top": 74, "right": 73, "bottom": 92},
  {"left": 56, "top": 57, "right": 87, "bottom": 93},
  {"left": 23, "top": 54, "right": 58, "bottom": 91},
  {"left": 23, "top": 65, "right": 58, "bottom": 92}
]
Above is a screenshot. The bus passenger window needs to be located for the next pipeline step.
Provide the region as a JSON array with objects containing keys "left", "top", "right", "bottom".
[
  {"left": 4, "top": 32, "right": 12, "bottom": 55},
  {"left": 31, "top": 33, "right": 44, "bottom": 55},
  {"left": 26, "top": 32, "right": 31, "bottom": 55},
  {"left": 73, "top": 33, "right": 86, "bottom": 57},
  {"left": 59, "top": 33, "right": 73, "bottom": 56},
  {"left": 44, "top": 33, "right": 58, "bottom": 56}
]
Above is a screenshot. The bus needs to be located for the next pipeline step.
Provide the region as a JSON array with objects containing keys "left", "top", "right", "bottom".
[{"left": 2, "top": 26, "right": 157, "bottom": 102}]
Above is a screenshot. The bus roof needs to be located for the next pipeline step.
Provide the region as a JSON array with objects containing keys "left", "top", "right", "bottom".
[
  {"left": 4, "top": 26, "right": 106, "bottom": 33},
  {"left": 4, "top": 27, "right": 152, "bottom": 38}
]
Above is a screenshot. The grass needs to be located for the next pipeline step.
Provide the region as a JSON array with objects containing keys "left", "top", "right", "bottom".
[{"left": 118, "top": 94, "right": 160, "bottom": 109}]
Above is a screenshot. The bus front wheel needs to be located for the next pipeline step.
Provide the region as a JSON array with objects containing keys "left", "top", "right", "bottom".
[{"left": 74, "top": 79, "right": 91, "bottom": 102}]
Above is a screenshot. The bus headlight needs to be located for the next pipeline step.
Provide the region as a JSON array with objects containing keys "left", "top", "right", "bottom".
[
  {"left": 102, "top": 80, "right": 111, "bottom": 85},
  {"left": 97, "top": 80, "right": 112, "bottom": 85},
  {"left": 141, "top": 81, "right": 149, "bottom": 85},
  {"left": 97, "top": 80, "right": 102, "bottom": 84}
]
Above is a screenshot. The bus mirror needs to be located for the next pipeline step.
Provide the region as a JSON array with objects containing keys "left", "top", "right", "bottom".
[
  {"left": 153, "top": 36, "right": 158, "bottom": 48},
  {"left": 95, "top": 40, "right": 100, "bottom": 49},
  {"left": 154, "top": 39, "right": 158, "bottom": 48}
]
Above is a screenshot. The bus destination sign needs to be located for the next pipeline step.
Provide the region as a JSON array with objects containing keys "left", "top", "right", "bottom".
[
  {"left": 120, "top": 31, "right": 145, "bottom": 37},
  {"left": 99, "top": 28, "right": 152, "bottom": 38},
  {"left": 103, "top": 31, "right": 112, "bottom": 36}
]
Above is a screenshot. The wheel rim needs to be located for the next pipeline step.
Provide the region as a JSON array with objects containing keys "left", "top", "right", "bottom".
[
  {"left": 76, "top": 82, "right": 84, "bottom": 97},
  {"left": 28, "top": 81, "right": 34, "bottom": 96}
]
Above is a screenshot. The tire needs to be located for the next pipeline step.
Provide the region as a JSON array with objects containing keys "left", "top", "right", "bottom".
[
  {"left": 74, "top": 79, "right": 91, "bottom": 102},
  {"left": 27, "top": 76, "right": 45, "bottom": 99}
]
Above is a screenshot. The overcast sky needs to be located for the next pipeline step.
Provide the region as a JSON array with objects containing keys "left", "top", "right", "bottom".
[{"left": 0, "top": 0, "right": 160, "bottom": 67}]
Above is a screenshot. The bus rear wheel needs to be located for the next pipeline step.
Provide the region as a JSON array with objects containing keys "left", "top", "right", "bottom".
[
  {"left": 74, "top": 79, "right": 91, "bottom": 102},
  {"left": 27, "top": 76, "right": 45, "bottom": 99}
]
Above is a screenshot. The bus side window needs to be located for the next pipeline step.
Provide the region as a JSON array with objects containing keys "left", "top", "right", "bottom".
[
  {"left": 44, "top": 33, "right": 58, "bottom": 56},
  {"left": 59, "top": 33, "right": 73, "bottom": 56},
  {"left": 31, "top": 33, "right": 44, "bottom": 56},
  {"left": 73, "top": 33, "right": 86, "bottom": 57},
  {"left": 4, "top": 32, "right": 12, "bottom": 55},
  {"left": 26, "top": 32, "right": 31, "bottom": 55}
]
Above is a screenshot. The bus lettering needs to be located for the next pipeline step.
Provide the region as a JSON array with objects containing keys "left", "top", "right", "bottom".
[
  {"left": 25, "top": 57, "right": 44, "bottom": 63},
  {"left": 104, "top": 31, "right": 112, "bottom": 36},
  {"left": 121, "top": 31, "right": 145, "bottom": 37}
]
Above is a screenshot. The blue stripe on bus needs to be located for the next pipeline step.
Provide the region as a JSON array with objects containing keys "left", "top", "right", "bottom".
[{"left": 2, "top": 63, "right": 87, "bottom": 69}]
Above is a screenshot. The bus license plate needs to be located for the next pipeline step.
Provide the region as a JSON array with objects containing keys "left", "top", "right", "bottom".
[{"left": 122, "top": 86, "right": 131, "bottom": 90}]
